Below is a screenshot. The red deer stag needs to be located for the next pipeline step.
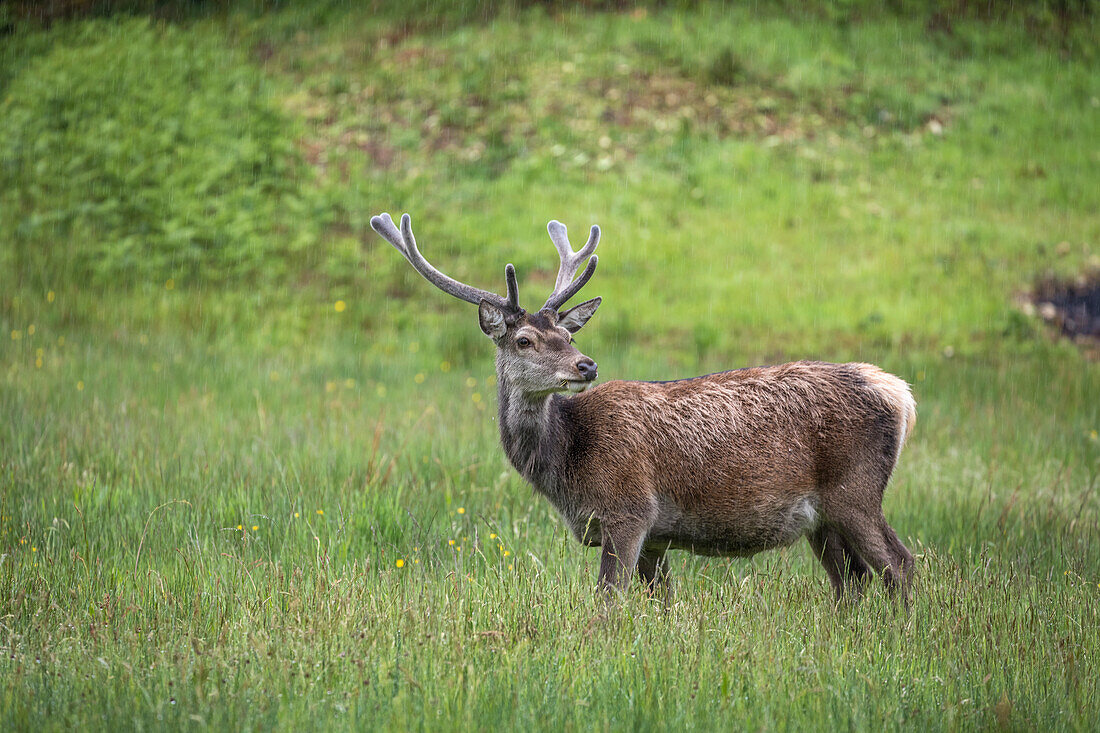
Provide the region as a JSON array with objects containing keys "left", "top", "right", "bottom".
[{"left": 370, "top": 213, "right": 916, "bottom": 602}]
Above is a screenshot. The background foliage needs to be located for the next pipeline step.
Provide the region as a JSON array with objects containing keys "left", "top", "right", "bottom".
[{"left": 0, "top": 17, "right": 323, "bottom": 284}]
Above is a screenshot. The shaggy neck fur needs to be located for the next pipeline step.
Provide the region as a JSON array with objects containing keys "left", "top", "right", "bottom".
[{"left": 495, "top": 366, "right": 571, "bottom": 497}]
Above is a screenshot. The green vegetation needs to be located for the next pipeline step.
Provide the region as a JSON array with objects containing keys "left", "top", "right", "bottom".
[
  {"left": 1, "top": 3, "right": 1098, "bottom": 730},
  {"left": 0, "top": 17, "right": 323, "bottom": 284}
]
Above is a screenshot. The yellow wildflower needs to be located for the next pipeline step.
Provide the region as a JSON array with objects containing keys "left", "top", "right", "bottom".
[
  {"left": 396, "top": 559, "right": 405, "bottom": 568},
  {"left": 334, "top": 300, "right": 347, "bottom": 312}
]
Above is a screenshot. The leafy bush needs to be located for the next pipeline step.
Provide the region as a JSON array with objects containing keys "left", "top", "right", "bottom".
[{"left": 0, "top": 17, "right": 320, "bottom": 285}]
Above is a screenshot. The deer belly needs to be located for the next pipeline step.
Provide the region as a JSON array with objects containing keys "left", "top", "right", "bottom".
[{"left": 650, "top": 495, "right": 820, "bottom": 557}]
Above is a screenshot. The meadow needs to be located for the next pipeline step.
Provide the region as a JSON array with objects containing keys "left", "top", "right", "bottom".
[{"left": 1, "top": 2, "right": 1098, "bottom": 729}]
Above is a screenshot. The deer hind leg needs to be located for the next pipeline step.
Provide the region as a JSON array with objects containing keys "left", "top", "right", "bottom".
[
  {"left": 636, "top": 545, "right": 671, "bottom": 599},
  {"left": 880, "top": 519, "right": 915, "bottom": 597},
  {"left": 818, "top": 454, "right": 914, "bottom": 604},
  {"left": 830, "top": 512, "right": 912, "bottom": 604},
  {"left": 807, "top": 527, "right": 872, "bottom": 601}
]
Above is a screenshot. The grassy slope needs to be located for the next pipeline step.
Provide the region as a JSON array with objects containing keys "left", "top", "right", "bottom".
[{"left": 2, "top": 4, "right": 1099, "bottom": 730}]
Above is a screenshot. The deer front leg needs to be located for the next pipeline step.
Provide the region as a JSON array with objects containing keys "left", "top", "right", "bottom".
[
  {"left": 637, "top": 546, "right": 671, "bottom": 599},
  {"left": 597, "top": 522, "right": 647, "bottom": 594}
]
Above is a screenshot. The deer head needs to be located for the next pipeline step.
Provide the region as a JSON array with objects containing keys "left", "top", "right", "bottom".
[{"left": 369, "top": 213, "right": 602, "bottom": 394}]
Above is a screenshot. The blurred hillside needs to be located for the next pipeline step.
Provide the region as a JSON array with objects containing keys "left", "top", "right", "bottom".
[{"left": 1, "top": 1, "right": 1096, "bottom": 367}]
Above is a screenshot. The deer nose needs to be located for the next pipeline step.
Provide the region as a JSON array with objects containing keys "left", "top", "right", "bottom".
[{"left": 576, "top": 358, "right": 598, "bottom": 381}]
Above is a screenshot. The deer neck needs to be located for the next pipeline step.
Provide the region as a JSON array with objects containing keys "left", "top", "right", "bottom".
[{"left": 495, "top": 369, "right": 569, "bottom": 494}]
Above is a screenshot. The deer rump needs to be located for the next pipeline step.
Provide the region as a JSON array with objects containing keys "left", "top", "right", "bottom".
[{"left": 540, "top": 361, "right": 915, "bottom": 559}]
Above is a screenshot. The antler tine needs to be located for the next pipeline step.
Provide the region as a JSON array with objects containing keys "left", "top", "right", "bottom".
[
  {"left": 543, "top": 256, "right": 597, "bottom": 312},
  {"left": 369, "top": 213, "right": 515, "bottom": 311},
  {"left": 543, "top": 221, "right": 600, "bottom": 311},
  {"left": 504, "top": 264, "right": 520, "bottom": 312}
]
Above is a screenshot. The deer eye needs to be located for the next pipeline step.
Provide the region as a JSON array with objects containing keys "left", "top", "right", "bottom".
[{"left": 516, "top": 336, "right": 532, "bottom": 348}]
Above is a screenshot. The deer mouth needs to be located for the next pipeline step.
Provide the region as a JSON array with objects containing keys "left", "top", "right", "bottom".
[{"left": 561, "top": 379, "right": 592, "bottom": 393}]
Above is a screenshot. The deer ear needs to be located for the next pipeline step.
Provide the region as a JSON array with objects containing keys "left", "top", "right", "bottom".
[
  {"left": 478, "top": 300, "right": 508, "bottom": 339},
  {"left": 557, "top": 297, "right": 601, "bottom": 334}
]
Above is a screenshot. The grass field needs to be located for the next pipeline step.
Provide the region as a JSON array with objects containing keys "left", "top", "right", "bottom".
[{"left": 2, "top": 3, "right": 1099, "bottom": 730}]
